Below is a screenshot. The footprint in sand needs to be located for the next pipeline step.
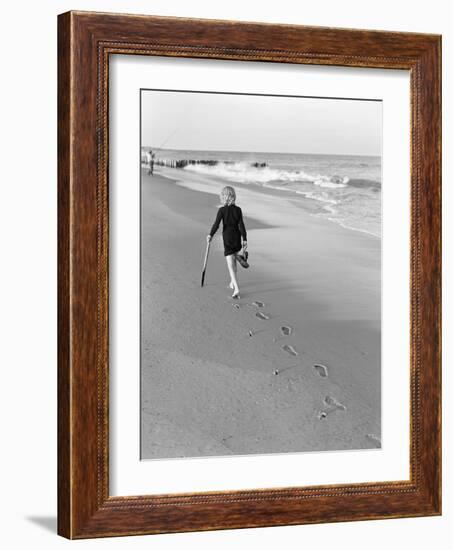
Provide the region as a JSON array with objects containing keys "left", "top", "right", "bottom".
[
  {"left": 366, "top": 433, "right": 381, "bottom": 448},
  {"left": 255, "top": 311, "right": 270, "bottom": 320},
  {"left": 324, "top": 395, "right": 346, "bottom": 411},
  {"left": 281, "top": 344, "right": 298, "bottom": 356},
  {"left": 280, "top": 326, "right": 292, "bottom": 336},
  {"left": 232, "top": 303, "right": 241, "bottom": 309},
  {"left": 272, "top": 326, "right": 293, "bottom": 342},
  {"left": 251, "top": 301, "right": 265, "bottom": 308},
  {"left": 313, "top": 364, "right": 328, "bottom": 378},
  {"left": 318, "top": 395, "right": 347, "bottom": 419}
]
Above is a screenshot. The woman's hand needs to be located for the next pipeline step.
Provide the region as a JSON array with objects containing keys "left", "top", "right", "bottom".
[
  {"left": 206, "top": 235, "right": 212, "bottom": 243},
  {"left": 242, "top": 241, "right": 248, "bottom": 251}
]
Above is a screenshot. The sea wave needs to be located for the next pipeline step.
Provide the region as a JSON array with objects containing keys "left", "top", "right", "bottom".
[
  {"left": 313, "top": 176, "right": 349, "bottom": 188},
  {"left": 183, "top": 161, "right": 350, "bottom": 188},
  {"left": 347, "top": 178, "right": 381, "bottom": 190},
  {"left": 153, "top": 154, "right": 381, "bottom": 237},
  {"left": 299, "top": 191, "right": 339, "bottom": 204}
]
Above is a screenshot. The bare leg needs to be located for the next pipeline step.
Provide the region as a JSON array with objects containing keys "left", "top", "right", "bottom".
[
  {"left": 226, "top": 254, "right": 239, "bottom": 296},
  {"left": 229, "top": 255, "right": 238, "bottom": 289}
]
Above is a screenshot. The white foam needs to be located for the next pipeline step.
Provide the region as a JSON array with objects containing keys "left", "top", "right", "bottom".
[
  {"left": 183, "top": 161, "right": 347, "bottom": 187},
  {"left": 300, "top": 191, "right": 339, "bottom": 204},
  {"left": 313, "top": 175, "right": 348, "bottom": 188}
]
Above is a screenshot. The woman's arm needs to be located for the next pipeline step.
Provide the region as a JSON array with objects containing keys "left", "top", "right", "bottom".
[{"left": 209, "top": 207, "right": 223, "bottom": 238}]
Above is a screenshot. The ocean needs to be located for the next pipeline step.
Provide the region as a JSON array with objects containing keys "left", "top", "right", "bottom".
[{"left": 143, "top": 148, "right": 382, "bottom": 238}]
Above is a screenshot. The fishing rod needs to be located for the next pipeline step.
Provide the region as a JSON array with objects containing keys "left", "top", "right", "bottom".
[{"left": 153, "top": 128, "right": 179, "bottom": 152}]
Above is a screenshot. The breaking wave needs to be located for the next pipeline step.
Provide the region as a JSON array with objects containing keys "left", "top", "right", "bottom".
[
  {"left": 182, "top": 161, "right": 351, "bottom": 188},
  {"left": 149, "top": 152, "right": 382, "bottom": 237}
]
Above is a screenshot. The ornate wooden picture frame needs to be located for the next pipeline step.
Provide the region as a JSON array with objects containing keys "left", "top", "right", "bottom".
[{"left": 58, "top": 11, "right": 441, "bottom": 539}]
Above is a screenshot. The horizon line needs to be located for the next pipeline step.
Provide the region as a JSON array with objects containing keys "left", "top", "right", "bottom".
[{"left": 141, "top": 146, "right": 381, "bottom": 158}]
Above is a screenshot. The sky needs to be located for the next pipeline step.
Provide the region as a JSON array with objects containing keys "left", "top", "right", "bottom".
[{"left": 141, "top": 90, "right": 382, "bottom": 157}]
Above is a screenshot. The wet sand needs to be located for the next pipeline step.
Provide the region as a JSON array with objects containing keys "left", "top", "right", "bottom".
[{"left": 140, "top": 166, "right": 381, "bottom": 459}]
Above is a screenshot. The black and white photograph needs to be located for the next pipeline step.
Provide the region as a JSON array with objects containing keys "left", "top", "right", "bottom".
[{"left": 140, "top": 89, "right": 382, "bottom": 460}]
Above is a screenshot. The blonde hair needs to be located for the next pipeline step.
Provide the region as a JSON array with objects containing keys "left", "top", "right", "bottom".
[{"left": 220, "top": 186, "right": 236, "bottom": 206}]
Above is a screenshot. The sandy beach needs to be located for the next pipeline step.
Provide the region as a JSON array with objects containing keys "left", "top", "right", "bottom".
[{"left": 140, "top": 165, "right": 381, "bottom": 459}]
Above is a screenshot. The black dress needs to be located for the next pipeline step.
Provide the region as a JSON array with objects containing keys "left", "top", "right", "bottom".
[{"left": 209, "top": 204, "right": 247, "bottom": 256}]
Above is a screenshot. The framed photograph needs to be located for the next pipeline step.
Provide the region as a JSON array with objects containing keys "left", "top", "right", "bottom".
[{"left": 58, "top": 11, "right": 441, "bottom": 538}]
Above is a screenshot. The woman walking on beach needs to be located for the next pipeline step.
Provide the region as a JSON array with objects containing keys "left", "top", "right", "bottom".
[{"left": 207, "top": 186, "right": 248, "bottom": 299}]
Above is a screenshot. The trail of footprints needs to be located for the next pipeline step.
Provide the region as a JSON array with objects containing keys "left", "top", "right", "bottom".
[{"left": 232, "top": 296, "right": 372, "bottom": 443}]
